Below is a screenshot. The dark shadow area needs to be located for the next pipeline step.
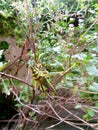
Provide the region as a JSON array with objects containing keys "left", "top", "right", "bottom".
[{"left": 0, "top": 90, "right": 18, "bottom": 129}]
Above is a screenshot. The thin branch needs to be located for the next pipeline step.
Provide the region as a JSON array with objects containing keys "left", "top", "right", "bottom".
[
  {"left": 79, "top": 90, "right": 98, "bottom": 94},
  {"left": 58, "top": 103, "right": 93, "bottom": 128},
  {"left": 10, "top": 89, "right": 42, "bottom": 114},
  {"left": 3, "top": 55, "right": 21, "bottom": 71},
  {"left": 0, "top": 72, "right": 33, "bottom": 88},
  {"left": 46, "top": 121, "right": 62, "bottom": 129},
  {"left": 7, "top": 113, "right": 20, "bottom": 130},
  {"left": 71, "top": 18, "right": 98, "bottom": 56},
  {"left": 52, "top": 64, "right": 76, "bottom": 86},
  {"left": 25, "top": 0, "right": 37, "bottom": 63},
  {"left": 81, "top": 18, "right": 98, "bottom": 37},
  {"left": 46, "top": 101, "right": 85, "bottom": 130}
]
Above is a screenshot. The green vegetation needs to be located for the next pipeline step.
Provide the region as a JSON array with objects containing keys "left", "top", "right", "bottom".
[{"left": 0, "top": 0, "right": 98, "bottom": 129}]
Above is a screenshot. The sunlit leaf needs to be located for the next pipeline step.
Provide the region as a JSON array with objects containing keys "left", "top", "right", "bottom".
[
  {"left": 52, "top": 46, "right": 61, "bottom": 53},
  {"left": 0, "top": 62, "right": 7, "bottom": 71},
  {"left": 75, "top": 104, "right": 82, "bottom": 109},
  {"left": 2, "top": 79, "right": 10, "bottom": 95},
  {"left": 89, "top": 82, "right": 98, "bottom": 92},
  {"left": 72, "top": 53, "right": 87, "bottom": 60},
  {"left": 86, "top": 65, "right": 98, "bottom": 76},
  {"left": 65, "top": 81, "right": 73, "bottom": 88}
]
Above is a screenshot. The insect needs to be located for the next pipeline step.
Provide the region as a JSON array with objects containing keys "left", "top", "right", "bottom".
[
  {"left": 30, "top": 65, "right": 56, "bottom": 93},
  {"left": 30, "top": 63, "right": 76, "bottom": 94}
]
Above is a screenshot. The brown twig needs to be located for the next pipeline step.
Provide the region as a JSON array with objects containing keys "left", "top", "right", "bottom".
[
  {"left": 10, "top": 88, "right": 42, "bottom": 114},
  {"left": 81, "top": 18, "right": 98, "bottom": 37},
  {"left": 25, "top": 0, "right": 37, "bottom": 63},
  {"left": 45, "top": 100, "right": 85, "bottom": 130},
  {"left": 0, "top": 72, "right": 33, "bottom": 88},
  {"left": 3, "top": 55, "right": 21, "bottom": 71},
  {"left": 79, "top": 90, "right": 98, "bottom": 94},
  {"left": 71, "top": 18, "right": 98, "bottom": 55}
]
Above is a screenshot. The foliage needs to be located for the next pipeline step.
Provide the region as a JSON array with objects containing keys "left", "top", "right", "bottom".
[{"left": 0, "top": 0, "right": 98, "bottom": 129}]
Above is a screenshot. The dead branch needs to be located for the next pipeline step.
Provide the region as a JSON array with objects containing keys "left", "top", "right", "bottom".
[
  {"left": 25, "top": 0, "right": 37, "bottom": 63},
  {"left": 0, "top": 72, "right": 33, "bottom": 88}
]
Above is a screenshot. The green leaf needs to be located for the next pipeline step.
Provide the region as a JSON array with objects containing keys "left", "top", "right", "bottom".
[
  {"left": 72, "top": 53, "right": 87, "bottom": 60},
  {"left": 75, "top": 104, "right": 82, "bottom": 109},
  {"left": 86, "top": 65, "right": 98, "bottom": 76},
  {"left": 93, "top": 94, "right": 98, "bottom": 99},
  {"left": 83, "top": 109, "right": 95, "bottom": 121},
  {"left": 95, "top": 102, "right": 98, "bottom": 109},
  {"left": 94, "top": 76, "right": 98, "bottom": 83},
  {"left": 0, "top": 62, "right": 7, "bottom": 71},
  {"left": 83, "top": 114, "right": 91, "bottom": 121},
  {"left": 95, "top": 25, "right": 98, "bottom": 32},
  {"left": 89, "top": 82, "right": 98, "bottom": 92},
  {"left": 66, "top": 82, "right": 73, "bottom": 88},
  {"left": 79, "top": 92, "right": 90, "bottom": 98},
  {"left": 87, "top": 109, "right": 95, "bottom": 117},
  {"left": 2, "top": 79, "right": 10, "bottom": 95},
  {"left": 52, "top": 46, "right": 61, "bottom": 53}
]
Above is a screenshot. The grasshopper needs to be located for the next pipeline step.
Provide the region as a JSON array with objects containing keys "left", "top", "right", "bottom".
[{"left": 31, "top": 66, "right": 56, "bottom": 93}]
